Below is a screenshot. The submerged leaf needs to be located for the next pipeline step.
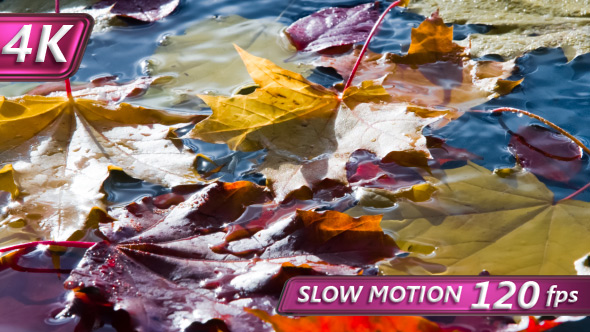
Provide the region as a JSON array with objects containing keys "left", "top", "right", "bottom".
[
  {"left": 93, "top": 0, "right": 179, "bottom": 22},
  {"left": 65, "top": 184, "right": 397, "bottom": 331},
  {"left": 0, "top": 0, "right": 177, "bottom": 34},
  {"left": 508, "top": 125, "right": 582, "bottom": 183},
  {"left": 0, "top": 0, "right": 92, "bottom": 13},
  {"left": 27, "top": 76, "right": 157, "bottom": 103},
  {"left": 148, "top": 15, "right": 310, "bottom": 104},
  {"left": 285, "top": 2, "right": 380, "bottom": 53},
  {"left": 350, "top": 163, "right": 590, "bottom": 275},
  {"left": 346, "top": 139, "right": 481, "bottom": 208},
  {"left": 0, "top": 96, "right": 201, "bottom": 245},
  {"left": 0, "top": 0, "right": 179, "bottom": 29},
  {"left": 426, "top": 136, "right": 482, "bottom": 166},
  {"left": 391, "top": 11, "right": 465, "bottom": 64},
  {"left": 317, "top": 13, "right": 521, "bottom": 111},
  {"left": 347, "top": 150, "right": 425, "bottom": 193}
]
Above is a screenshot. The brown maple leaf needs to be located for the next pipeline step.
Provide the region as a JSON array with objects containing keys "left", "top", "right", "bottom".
[
  {"left": 64, "top": 182, "right": 398, "bottom": 331},
  {"left": 316, "top": 12, "right": 522, "bottom": 112}
]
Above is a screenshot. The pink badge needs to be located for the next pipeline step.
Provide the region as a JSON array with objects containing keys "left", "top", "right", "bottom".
[{"left": 0, "top": 14, "right": 93, "bottom": 81}]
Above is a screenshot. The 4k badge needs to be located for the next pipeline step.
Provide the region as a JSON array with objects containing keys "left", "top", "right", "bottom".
[{"left": 0, "top": 14, "right": 93, "bottom": 81}]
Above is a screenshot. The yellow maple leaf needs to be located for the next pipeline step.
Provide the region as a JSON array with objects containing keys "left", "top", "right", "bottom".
[
  {"left": 190, "top": 46, "right": 449, "bottom": 200},
  {"left": 195, "top": 46, "right": 339, "bottom": 152},
  {"left": 348, "top": 162, "right": 590, "bottom": 275},
  {"left": 0, "top": 96, "right": 202, "bottom": 245}
]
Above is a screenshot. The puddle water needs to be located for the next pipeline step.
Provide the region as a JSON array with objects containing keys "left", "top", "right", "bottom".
[{"left": 435, "top": 48, "right": 590, "bottom": 201}]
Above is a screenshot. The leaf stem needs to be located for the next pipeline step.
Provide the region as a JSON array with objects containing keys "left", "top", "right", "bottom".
[
  {"left": 0, "top": 241, "right": 96, "bottom": 254},
  {"left": 471, "top": 107, "right": 590, "bottom": 155},
  {"left": 65, "top": 79, "right": 73, "bottom": 100},
  {"left": 471, "top": 107, "right": 590, "bottom": 202},
  {"left": 55, "top": 0, "right": 73, "bottom": 100},
  {"left": 558, "top": 182, "right": 590, "bottom": 203},
  {"left": 4, "top": 249, "right": 73, "bottom": 274},
  {"left": 343, "top": 0, "right": 403, "bottom": 90}
]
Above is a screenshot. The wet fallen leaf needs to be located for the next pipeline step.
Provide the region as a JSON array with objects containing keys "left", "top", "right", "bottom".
[
  {"left": 426, "top": 136, "right": 482, "bottom": 167},
  {"left": 347, "top": 138, "right": 480, "bottom": 191},
  {"left": 0, "top": 0, "right": 179, "bottom": 32},
  {"left": 316, "top": 13, "right": 521, "bottom": 111},
  {"left": 192, "top": 45, "right": 339, "bottom": 152},
  {"left": 348, "top": 162, "right": 590, "bottom": 275},
  {"left": 347, "top": 150, "right": 425, "bottom": 192},
  {"left": 191, "top": 47, "right": 447, "bottom": 200},
  {"left": 285, "top": 2, "right": 380, "bottom": 53},
  {"left": 0, "top": 0, "right": 112, "bottom": 32},
  {"left": 247, "top": 309, "right": 443, "bottom": 332},
  {"left": 27, "top": 76, "right": 157, "bottom": 103},
  {"left": 0, "top": 95, "right": 201, "bottom": 245},
  {"left": 408, "top": 0, "right": 590, "bottom": 61},
  {"left": 147, "top": 15, "right": 310, "bottom": 104},
  {"left": 508, "top": 124, "right": 582, "bottom": 183},
  {"left": 0, "top": 0, "right": 92, "bottom": 13},
  {"left": 65, "top": 183, "right": 397, "bottom": 331},
  {"left": 346, "top": 150, "right": 435, "bottom": 208},
  {"left": 93, "top": 0, "right": 179, "bottom": 22},
  {"left": 345, "top": 139, "right": 481, "bottom": 208}
]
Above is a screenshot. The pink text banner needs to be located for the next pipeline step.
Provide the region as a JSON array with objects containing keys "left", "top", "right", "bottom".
[{"left": 278, "top": 276, "right": 590, "bottom": 315}]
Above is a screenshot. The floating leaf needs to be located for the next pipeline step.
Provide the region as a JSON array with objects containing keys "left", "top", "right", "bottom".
[
  {"left": 354, "top": 162, "right": 590, "bottom": 275},
  {"left": 0, "top": 0, "right": 91, "bottom": 13},
  {"left": 407, "top": 0, "right": 590, "bottom": 61},
  {"left": 27, "top": 76, "right": 157, "bottom": 103},
  {"left": 247, "top": 309, "right": 443, "bottom": 332},
  {"left": 347, "top": 138, "right": 480, "bottom": 191},
  {"left": 316, "top": 13, "right": 521, "bottom": 112},
  {"left": 508, "top": 124, "right": 582, "bottom": 183},
  {"left": 346, "top": 150, "right": 435, "bottom": 208},
  {"left": 345, "top": 139, "right": 481, "bottom": 208},
  {"left": 0, "top": 0, "right": 109, "bottom": 33},
  {"left": 93, "top": 0, "right": 179, "bottom": 22},
  {"left": 147, "top": 15, "right": 309, "bottom": 104},
  {"left": 0, "top": 96, "right": 201, "bottom": 245},
  {"left": 426, "top": 136, "right": 482, "bottom": 166},
  {"left": 191, "top": 47, "right": 447, "bottom": 199},
  {"left": 193, "top": 45, "right": 339, "bottom": 152},
  {"left": 65, "top": 184, "right": 397, "bottom": 331},
  {"left": 0, "top": 0, "right": 179, "bottom": 32},
  {"left": 285, "top": 2, "right": 380, "bottom": 53},
  {"left": 347, "top": 150, "right": 425, "bottom": 192}
]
